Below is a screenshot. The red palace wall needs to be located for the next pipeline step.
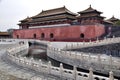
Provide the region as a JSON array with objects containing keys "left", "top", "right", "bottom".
[{"left": 13, "top": 25, "right": 105, "bottom": 42}]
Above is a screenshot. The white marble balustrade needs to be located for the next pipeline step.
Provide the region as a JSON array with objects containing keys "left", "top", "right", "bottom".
[
  {"left": 64, "top": 37, "right": 120, "bottom": 50},
  {"left": 6, "top": 41, "right": 117, "bottom": 80},
  {"left": 47, "top": 46, "right": 120, "bottom": 77}
]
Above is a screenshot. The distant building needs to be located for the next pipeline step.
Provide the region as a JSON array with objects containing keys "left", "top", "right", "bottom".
[
  {"left": 0, "top": 32, "right": 11, "bottom": 38},
  {"left": 103, "top": 20, "right": 113, "bottom": 26},
  {"left": 77, "top": 5, "right": 105, "bottom": 25},
  {"left": 13, "top": 6, "right": 107, "bottom": 41},
  {"left": 107, "top": 16, "right": 119, "bottom": 23}
]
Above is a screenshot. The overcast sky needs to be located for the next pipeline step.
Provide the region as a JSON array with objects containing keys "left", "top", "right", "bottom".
[{"left": 0, "top": 0, "right": 120, "bottom": 31}]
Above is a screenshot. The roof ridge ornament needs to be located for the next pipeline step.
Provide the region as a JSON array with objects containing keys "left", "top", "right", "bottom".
[
  {"left": 89, "top": 4, "right": 91, "bottom": 8},
  {"left": 88, "top": 4, "right": 93, "bottom": 10},
  {"left": 112, "top": 15, "right": 115, "bottom": 18}
]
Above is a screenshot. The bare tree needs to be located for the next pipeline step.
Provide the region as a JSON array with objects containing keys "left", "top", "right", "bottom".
[{"left": 7, "top": 28, "right": 14, "bottom": 38}]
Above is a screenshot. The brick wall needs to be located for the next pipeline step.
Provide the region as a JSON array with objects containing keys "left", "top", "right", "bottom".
[{"left": 13, "top": 25, "right": 105, "bottom": 42}]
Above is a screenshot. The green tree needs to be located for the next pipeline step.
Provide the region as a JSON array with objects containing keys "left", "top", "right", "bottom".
[{"left": 114, "top": 20, "right": 120, "bottom": 26}]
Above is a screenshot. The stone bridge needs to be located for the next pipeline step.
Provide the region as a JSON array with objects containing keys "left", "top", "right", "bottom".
[
  {"left": 0, "top": 38, "right": 119, "bottom": 80},
  {"left": 47, "top": 37, "right": 120, "bottom": 79}
]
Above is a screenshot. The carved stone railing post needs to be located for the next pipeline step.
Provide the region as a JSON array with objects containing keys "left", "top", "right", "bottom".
[
  {"left": 65, "top": 44, "right": 68, "bottom": 49},
  {"left": 88, "top": 53, "right": 91, "bottom": 62},
  {"left": 75, "top": 52, "right": 77, "bottom": 59},
  {"left": 77, "top": 43, "right": 79, "bottom": 48},
  {"left": 23, "top": 57, "right": 27, "bottom": 66},
  {"left": 96, "top": 37, "right": 99, "bottom": 42},
  {"left": 56, "top": 48, "right": 58, "bottom": 53},
  {"left": 83, "top": 41, "right": 85, "bottom": 46},
  {"left": 20, "top": 58, "right": 24, "bottom": 66},
  {"left": 109, "top": 55, "right": 113, "bottom": 69},
  {"left": 38, "top": 59, "right": 42, "bottom": 71},
  {"left": 88, "top": 67, "right": 94, "bottom": 80},
  {"left": 30, "top": 58, "right": 34, "bottom": 69},
  {"left": 71, "top": 44, "right": 73, "bottom": 49},
  {"left": 113, "top": 35, "right": 115, "bottom": 38},
  {"left": 60, "top": 63, "right": 63, "bottom": 79},
  {"left": 89, "top": 40, "right": 92, "bottom": 46},
  {"left": 73, "top": 66, "right": 77, "bottom": 80},
  {"left": 48, "top": 61, "right": 51, "bottom": 74},
  {"left": 98, "top": 54, "right": 102, "bottom": 68},
  {"left": 53, "top": 47, "right": 56, "bottom": 59},
  {"left": 80, "top": 53, "right": 83, "bottom": 65},
  {"left": 109, "top": 71, "right": 114, "bottom": 80},
  {"left": 69, "top": 51, "right": 71, "bottom": 58}
]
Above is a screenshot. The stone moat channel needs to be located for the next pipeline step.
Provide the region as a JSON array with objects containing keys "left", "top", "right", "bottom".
[
  {"left": 19, "top": 42, "right": 120, "bottom": 79},
  {"left": 24, "top": 43, "right": 73, "bottom": 70}
]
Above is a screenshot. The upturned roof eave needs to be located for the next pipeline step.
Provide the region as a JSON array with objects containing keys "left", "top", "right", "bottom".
[
  {"left": 78, "top": 10, "right": 102, "bottom": 14},
  {"left": 32, "top": 6, "right": 77, "bottom": 18}
]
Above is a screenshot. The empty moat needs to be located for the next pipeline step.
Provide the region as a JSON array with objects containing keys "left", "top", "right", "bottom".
[{"left": 22, "top": 43, "right": 120, "bottom": 79}]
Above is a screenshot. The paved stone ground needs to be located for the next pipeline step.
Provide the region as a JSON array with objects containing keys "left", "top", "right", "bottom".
[{"left": 0, "top": 43, "right": 62, "bottom": 80}]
